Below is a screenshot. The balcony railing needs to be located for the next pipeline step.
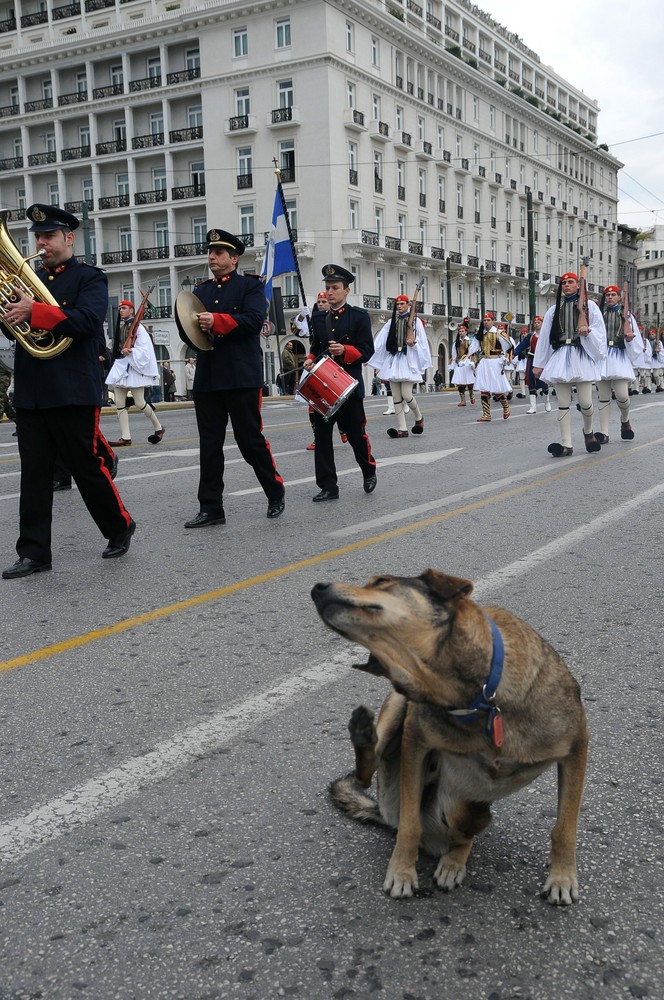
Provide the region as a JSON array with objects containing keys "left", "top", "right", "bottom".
[
  {"left": 25, "top": 98, "right": 53, "bottom": 113},
  {"left": 138, "top": 246, "right": 170, "bottom": 262},
  {"left": 271, "top": 107, "right": 294, "bottom": 124},
  {"left": 93, "top": 84, "right": 124, "bottom": 100},
  {"left": 432, "top": 303, "right": 446, "bottom": 316},
  {"left": 485, "top": 259, "right": 497, "bottom": 271},
  {"left": 101, "top": 250, "right": 132, "bottom": 265},
  {"left": 166, "top": 68, "right": 201, "bottom": 85},
  {"left": 363, "top": 295, "right": 381, "bottom": 309},
  {"left": 175, "top": 242, "right": 207, "bottom": 257},
  {"left": 0, "top": 104, "right": 19, "bottom": 118},
  {"left": 172, "top": 184, "right": 206, "bottom": 200},
  {"left": 58, "top": 91, "right": 87, "bottom": 106},
  {"left": 96, "top": 139, "right": 127, "bottom": 155},
  {"left": 349, "top": 169, "right": 358, "bottom": 186},
  {"left": 430, "top": 246, "right": 444, "bottom": 261},
  {"left": 385, "top": 236, "right": 401, "bottom": 251},
  {"left": 132, "top": 133, "right": 164, "bottom": 150},
  {"left": 144, "top": 305, "right": 172, "bottom": 319},
  {"left": 408, "top": 241, "right": 423, "bottom": 256},
  {"left": 281, "top": 295, "right": 299, "bottom": 309},
  {"left": 0, "top": 157, "right": 23, "bottom": 170},
  {"left": 85, "top": 0, "right": 114, "bottom": 10},
  {"left": 52, "top": 3, "right": 81, "bottom": 19},
  {"left": 228, "top": 115, "right": 250, "bottom": 131},
  {"left": 361, "top": 230, "right": 379, "bottom": 247},
  {"left": 170, "top": 126, "right": 203, "bottom": 143},
  {"left": 237, "top": 173, "right": 253, "bottom": 190},
  {"left": 426, "top": 12, "right": 441, "bottom": 29},
  {"left": 450, "top": 306, "right": 463, "bottom": 318},
  {"left": 98, "top": 194, "right": 130, "bottom": 209},
  {"left": 0, "top": 13, "right": 17, "bottom": 30},
  {"left": 466, "top": 256, "right": 479, "bottom": 268},
  {"left": 397, "top": 185, "right": 406, "bottom": 201},
  {"left": 279, "top": 165, "right": 295, "bottom": 184},
  {"left": 64, "top": 199, "right": 94, "bottom": 214},
  {"left": 134, "top": 189, "right": 168, "bottom": 205},
  {"left": 500, "top": 263, "right": 511, "bottom": 274},
  {"left": 28, "top": 151, "right": 57, "bottom": 166},
  {"left": 62, "top": 145, "right": 91, "bottom": 161},
  {"left": 375, "top": 177, "right": 383, "bottom": 194},
  {"left": 21, "top": 10, "right": 48, "bottom": 25},
  {"left": 448, "top": 251, "right": 462, "bottom": 264},
  {"left": 129, "top": 76, "right": 162, "bottom": 92}
]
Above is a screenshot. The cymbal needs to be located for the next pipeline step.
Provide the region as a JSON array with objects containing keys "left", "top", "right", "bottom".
[{"left": 174, "top": 291, "right": 213, "bottom": 353}]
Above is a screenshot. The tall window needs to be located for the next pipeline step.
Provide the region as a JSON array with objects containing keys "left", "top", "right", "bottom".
[
  {"left": 345, "top": 21, "right": 354, "bottom": 52},
  {"left": 119, "top": 226, "right": 132, "bottom": 253},
  {"left": 48, "top": 183, "right": 59, "bottom": 205},
  {"left": 374, "top": 206, "right": 383, "bottom": 235},
  {"left": 398, "top": 214, "right": 407, "bottom": 240},
  {"left": 149, "top": 112, "right": 164, "bottom": 136},
  {"left": 371, "top": 36, "right": 379, "bottom": 66},
  {"left": 279, "top": 140, "right": 295, "bottom": 181},
  {"left": 417, "top": 115, "right": 425, "bottom": 141},
  {"left": 147, "top": 56, "right": 161, "bottom": 81},
  {"left": 191, "top": 161, "right": 205, "bottom": 194},
  {"left": 76, "top": 71, "right": 87, "bottom": 94},
  {"left": 278, "top": 80, "right": 293, "bottom": 108},
  {"left": 239, "top": 205, "right": 254, "bottom": 236},
  {"left": 349, "top": 199, "right": 359, "bottom": 229},
  {"left": 237, "top": 146, "right": 252, "bottom": 183},
  {"left": 153, "top": 167, "right": 167, "bottom": 192},
  {"left": 186, "top": 48, "right": 200, "bottom": 71},
  {"left": 110, "top": 64, "right": 123, "bottom": 86},
  {"left": 155, "top": 222, "right": 169, "bottom": 249},
  {"left": 235, "top": 88, "right": 250, "bottom": 116},
  {"left": 348, "top": 141, "right": 358, "bottom": 184},
  {"left": 82, "top": 178, "right": 93, "bottom": 204},
  {"left": 193, "top": 217, "right": 206, "bottom": 244},
  {"left": 188, "top": 105, "right": 203, "bottom": 129},
  {"left": 116, "top": 172, "right": 129, "bottom": 196},
  {"left": 346, "top": 82, "right": 356, "bottom": 109},
  {"left": 275, "top": 17, "right": 291, "bottom": 48},
  {"left": 233, "top": 27, "right": 248, "bottom": 57},
  {"left": 372, "top": 94, "right": 381, "bottom": 120}
]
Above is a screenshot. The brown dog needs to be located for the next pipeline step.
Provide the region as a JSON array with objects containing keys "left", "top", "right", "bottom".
[{"left": 311, "top": 570, "right": 588, "bottom": 905}]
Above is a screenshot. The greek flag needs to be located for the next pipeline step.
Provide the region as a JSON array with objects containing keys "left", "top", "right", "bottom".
[{"left": 261, "top": 187, "right": 297, "bottom": 306}]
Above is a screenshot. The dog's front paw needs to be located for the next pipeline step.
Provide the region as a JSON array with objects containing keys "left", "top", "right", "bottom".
[
  {"left": 383, "top": 864, "right": 419, "bottom": 898},
  {"left": 348, "top": 705, "right": 376, "bottom": 749},
  {"left": 541, "top": 870, "right": 579, "bottom": 906},
  {"left": 433, "top": 856, "right": 467, "bottom": 891}
]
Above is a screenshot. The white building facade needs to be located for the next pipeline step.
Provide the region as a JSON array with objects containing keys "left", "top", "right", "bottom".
[{"left": 0, "top": 0, "right": 623, "bottom": 383}]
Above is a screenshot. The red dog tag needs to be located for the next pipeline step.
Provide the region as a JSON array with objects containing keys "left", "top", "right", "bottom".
[{"left": 491, "top": 711, "right": 504, "bottom": 748}]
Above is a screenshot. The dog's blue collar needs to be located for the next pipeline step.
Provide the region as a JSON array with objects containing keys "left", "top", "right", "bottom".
[{"left": 447, "top": 615, "right": 504, "bottom": 746}]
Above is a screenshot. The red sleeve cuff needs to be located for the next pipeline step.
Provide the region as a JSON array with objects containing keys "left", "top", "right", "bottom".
[
  {"left": 343, "top": 345, "right": 362, "bottom": 364},
  {"left": 31, "top": 301, "right": 67, "bottom": 330},
  {"left": 211, "top": 313, "right": 239, "bottom": 336}
]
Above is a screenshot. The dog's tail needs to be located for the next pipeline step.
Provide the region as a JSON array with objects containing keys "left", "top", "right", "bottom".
[{"left": 329, "top": 773, "right": 389, "bottom": 826}]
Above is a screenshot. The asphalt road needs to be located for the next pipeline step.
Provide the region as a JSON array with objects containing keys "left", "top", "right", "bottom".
[{"left": 1, "top": 389, "right": 663, "bottom": 1000}]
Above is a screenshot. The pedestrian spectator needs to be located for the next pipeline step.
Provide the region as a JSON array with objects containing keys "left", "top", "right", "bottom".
[
  {"left": 184, "top": 356, "right": 196, "bottom": 400},
  {"left": 2, "top": 203, "right": 134, "bottom": 578},
  {"left": 106, "top": 300, "right": 165, "bottom": 446},
  {"left": 433, "top": 369, "right": 444, "bottom": 392},
  {"left": 180, "top": 228, "right": 285, "bottom": 526},
  {"left": 0, "top": 355, "right": 16, "bottom": 427},
  {"left": 161, "top": 360, "right": 176, "bottom": 401},
  {"left": 281, "top": 340, "right": 297, "bottom": 395}
]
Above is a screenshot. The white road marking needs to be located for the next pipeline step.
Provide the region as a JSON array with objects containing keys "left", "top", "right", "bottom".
[{"left": 2, "top": 481, "right": 664, "bottom": 864}]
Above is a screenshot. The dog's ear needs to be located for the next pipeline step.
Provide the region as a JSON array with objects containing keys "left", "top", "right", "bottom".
[
  {"left": 420, "top": 569, "right": 474, "bottom": 602},
  {"left": 352, "top": 654, "right": 388, "bottom": 678}
]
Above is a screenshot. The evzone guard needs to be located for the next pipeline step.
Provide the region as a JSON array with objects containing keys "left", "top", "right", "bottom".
[
  {"left": 595, "top": 284, "right": 641, "bottom": 443},
  {"left": 513, "top": 316, "right": 551, "bottom": 414},
  {"left": 449, "top": 323, "right": 476, "bottom": 407},
  {"left": 532, "top": 270, "right": 606, "bottom": 458},
  {"left": 469, "top": 313, "right": 513, "bottom": 422},
  {"left": 369, "top": 284, "right": 432, "bottom": 437}
]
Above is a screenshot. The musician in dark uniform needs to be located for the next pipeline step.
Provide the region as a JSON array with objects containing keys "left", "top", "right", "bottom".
[
  {"left": 304, "top": 264, "right": 377, "bottom": 501},
  {"left": 182, "top": 229, "right": 285, "bottom": 527},
  {"left": 1, "top": 204, "right": 134, "bottom": 579}
]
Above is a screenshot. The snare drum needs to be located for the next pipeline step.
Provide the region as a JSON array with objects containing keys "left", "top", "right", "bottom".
[{"left": 297, "top": 355, "right": 358, "bottom": 420}]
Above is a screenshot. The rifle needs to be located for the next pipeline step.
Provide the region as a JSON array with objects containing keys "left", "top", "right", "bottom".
[
  {"left": 406, "top": 279, "right": 425, "bottom": 345},
  {"left": 122, "top": 284, "right": 155, "bottom": 352},
  {"left": 577, "top": 257, "right": 590, "bottom": 335}
]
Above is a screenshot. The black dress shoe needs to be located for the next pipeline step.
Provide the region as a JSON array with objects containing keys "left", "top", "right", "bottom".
[
  {"left": 53, "top": 480, "right": 72, "bottom": 491},
  {"left": 267, "top": 498, "right": 285, "bottom": 518},
  {"left": 363, "top": 474, "right": 378, "bottom": 494},
  {"left": 102, "top": 519, "right": 136, "bottom": 559},
  {"left": 184, "top": 510, "right": 226, "bottom": 528},
  {"left": 148, "top": 426, "right": 165, "bottom": 444},
  {"left": 2, "top": 557, "right": 52, "bottom": 579},
  {"left": 109, "top": 455, "right": 119, "bottom": 480},
  {"left": 583, "top": 432, "right": 601, "bottom": 453},
  {"left": 312, "top": 489, "right": 339, "bottom": 503}
]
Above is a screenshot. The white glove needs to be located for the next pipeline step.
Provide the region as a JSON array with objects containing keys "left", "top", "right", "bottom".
[{"left": 299, "top": 305, "right": 311, "bottom": 318}]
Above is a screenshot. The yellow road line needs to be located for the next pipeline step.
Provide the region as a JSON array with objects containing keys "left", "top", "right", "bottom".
[{"left": 1, "top": 439, "right": 661, "bottom": 674}]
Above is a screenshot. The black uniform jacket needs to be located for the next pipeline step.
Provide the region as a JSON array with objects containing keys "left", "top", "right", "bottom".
[
  {"left": 192, "top": 271, "right": 267, "bottom": 392},
  {"left": 10, "top": 257, "right": 109, "bottom": 409},
  {"left": 309, "top": 304, "right": 373, "bottom": 399}
]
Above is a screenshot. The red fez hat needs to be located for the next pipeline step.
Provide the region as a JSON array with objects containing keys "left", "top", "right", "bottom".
[
  {"left": 561, "top": 272, "right": 578, "bottom": 282},
  {"left": 534, "top": 316, "right": 543, "bottom": 322},
  {"left": 395, "top": 294, "right": 409, "bottom": 303},
  {"left": 119, "top": 300, "right": 134, "bottom": 309},
  {"left": 317, "top": 291, "right": 327, "bottom": 300},
  {"left": 483, "top": 311, "right": 494, "bottom": 319},
  {"left": 604, "top": 285, "right": 620, "bottom": 294}
]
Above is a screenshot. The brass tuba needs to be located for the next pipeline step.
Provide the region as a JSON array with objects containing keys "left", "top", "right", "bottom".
[{"left": 0, "top": 211, "right": 72, "bottom": 360}]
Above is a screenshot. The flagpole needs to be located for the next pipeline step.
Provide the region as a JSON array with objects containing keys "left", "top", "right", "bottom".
[{"left": 272, "top": 160, "right": 311, "bottom": 338}]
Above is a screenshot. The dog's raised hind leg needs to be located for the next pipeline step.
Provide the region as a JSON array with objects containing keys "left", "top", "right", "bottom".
[{"left": 542, "top": 730, "right": 588, "bottom": 906}]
